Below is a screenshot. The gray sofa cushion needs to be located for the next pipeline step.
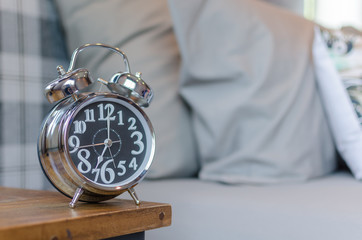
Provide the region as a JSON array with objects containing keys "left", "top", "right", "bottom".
[
  {"left": 168, "top": 0, "right": 336, "bottom": 184},
  {"left": 54, "top": 0, "right": 199, "bottom": 179},
  {"left": 134, "top": 172, "right": 362, "bottom": 240}
]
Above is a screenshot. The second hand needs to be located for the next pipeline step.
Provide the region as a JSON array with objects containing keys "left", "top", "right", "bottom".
[{"left": 78, "top": 140, "right": 121, "bottom": 149}]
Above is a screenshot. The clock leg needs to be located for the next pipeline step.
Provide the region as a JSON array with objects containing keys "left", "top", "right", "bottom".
[
  {"left": 69, "top": 187, "right": 84, "bottom": 208},
  {"left": 128, "top": 187, "right": 140, "bottom": 205}
]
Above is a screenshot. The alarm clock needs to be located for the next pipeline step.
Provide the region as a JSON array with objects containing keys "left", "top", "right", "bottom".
[{"left": 38, "top": 43, "right": 155, "bottom": 208}]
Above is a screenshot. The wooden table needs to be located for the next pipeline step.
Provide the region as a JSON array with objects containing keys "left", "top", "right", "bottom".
[{"left": 0, "top": 187, "right": 171, "bottom": 240}]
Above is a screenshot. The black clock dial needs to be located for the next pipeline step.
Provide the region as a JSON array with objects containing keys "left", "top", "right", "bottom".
[{"left": 66, "top": 98, "right": 149, "bottom": 187}]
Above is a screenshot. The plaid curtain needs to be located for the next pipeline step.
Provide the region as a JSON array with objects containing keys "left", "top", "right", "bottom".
[{"left": 0, "top": 0, "right": 68, "bottom": 189}]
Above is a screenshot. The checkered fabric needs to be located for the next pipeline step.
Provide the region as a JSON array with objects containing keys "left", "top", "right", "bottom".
[{"left": 0, "top": 0, "right": 68, "bottom": 189}]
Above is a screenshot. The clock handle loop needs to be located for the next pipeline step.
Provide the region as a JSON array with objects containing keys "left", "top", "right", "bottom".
[
  {"left": 44, "top": 43, "right": 132, "bottom": 104},
  {"left": 67, "top": 43, "right": 131, "bottom": 73},
  {"left": 69, "top": 44, "right": 154, "bottom": 107}
]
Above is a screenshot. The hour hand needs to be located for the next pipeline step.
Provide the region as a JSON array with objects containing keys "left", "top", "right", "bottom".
[
  {"left": 95, "top": 145, "right": 108, "bottom": 169},
  {"left": 95, "top": 156, "right": 103, "bottom": 169}
]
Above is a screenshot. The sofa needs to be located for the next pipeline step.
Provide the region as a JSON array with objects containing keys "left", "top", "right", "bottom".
[
  {"left": 137, "top": 171, "right": 362, "bottom": 240},
  {"left": 2, "top": 0, "right": 362, "bottom": 239}
]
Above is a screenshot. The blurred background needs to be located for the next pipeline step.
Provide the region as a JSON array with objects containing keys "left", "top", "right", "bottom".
[
  {"left": 304, "top": 0, "right": 362, "bottom": 29},
  {"left": 1, "top": 0, "right": 362, "bottom": 190}
]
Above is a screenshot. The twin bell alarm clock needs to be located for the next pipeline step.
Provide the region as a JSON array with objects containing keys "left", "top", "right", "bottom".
[{"left": 38, "top": 43, "right": 155, "bottom": 208}]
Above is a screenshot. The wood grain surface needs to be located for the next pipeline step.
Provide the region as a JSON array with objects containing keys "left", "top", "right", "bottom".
[{"left": 0, "top": 187, "right": 171, "bottom": 240}]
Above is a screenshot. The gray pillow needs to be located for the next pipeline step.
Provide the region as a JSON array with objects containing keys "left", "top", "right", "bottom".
[
  {"left": 168, "top": 0, "right": 337, "bottom": 183},
  {"left": 54, "top": 0, "right": 199, "bottom": 178}
]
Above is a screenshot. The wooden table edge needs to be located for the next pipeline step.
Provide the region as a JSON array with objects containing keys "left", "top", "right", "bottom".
[{"left": 0, "top": 187, "right": 172, "bottom": 240}]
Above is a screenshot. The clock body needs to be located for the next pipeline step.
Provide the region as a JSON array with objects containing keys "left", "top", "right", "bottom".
[{"left": 38, "top": 92, "right": 155, "bottom": 202}]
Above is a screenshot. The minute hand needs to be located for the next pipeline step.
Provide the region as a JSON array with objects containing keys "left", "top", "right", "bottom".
[{"left": 107, "top": 106, "right": 111, "bottom": 140}]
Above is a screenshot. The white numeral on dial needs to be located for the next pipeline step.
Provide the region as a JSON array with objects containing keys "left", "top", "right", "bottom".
[
  {"left": 77, "top": 149, "right": 91, "bottom": 173},
  {"left": 128, "top": 117, "right": 137, "bottom": 130},
  {"left": 117, "top": 160, "right": 126, "bottom": 176},
  {"left": 68, "top": 135, "right": 80, "bottom": 153},
  {"left": 131, "top": 131, "right": 144, "bottom": 155},
  {"left": 84, "top": 109, "right": 95, "bottom": 122},
  {"left": 100, "top": 159, "right": 116, "bottom": 184},
  {"left": 92, "top": 168, "right": 100, "bottom": 182},
  {"left": 74, "top": 120, "right": 86, "bottom": 134},
  {"left": 98, "top": 103, "right": 116, "bottom": 121},
  {"left": 129, "top": 157, "right": 138, "bottom": 170},
  {"left": 118, "top": 110, "right": 124, "bottom": 125}
]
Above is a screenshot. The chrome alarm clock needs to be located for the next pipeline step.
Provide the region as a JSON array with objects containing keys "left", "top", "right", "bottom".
[{"left": 38, "top": 43, "right": 155, "bottom": 208}]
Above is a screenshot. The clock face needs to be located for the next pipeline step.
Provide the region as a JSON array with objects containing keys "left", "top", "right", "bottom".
[{"left": 65, "top": 96, "right": 153, "bottom": 188}]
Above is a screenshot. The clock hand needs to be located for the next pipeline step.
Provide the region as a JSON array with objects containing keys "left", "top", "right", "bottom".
[
  {"left": 107, "top": 106, "right": 111, "bottom": 140},
  {"left": 95, "top": 145, "right": 108, "bottom": 169},
  {"left": 77, "top": 140, "right": 121, "bottom": 150},
  {"left": 107, "top": 146, "right": 117, "bottom": 168},
  {"left": 78, "top": 142, "right": 105, "bottom": 149}
]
